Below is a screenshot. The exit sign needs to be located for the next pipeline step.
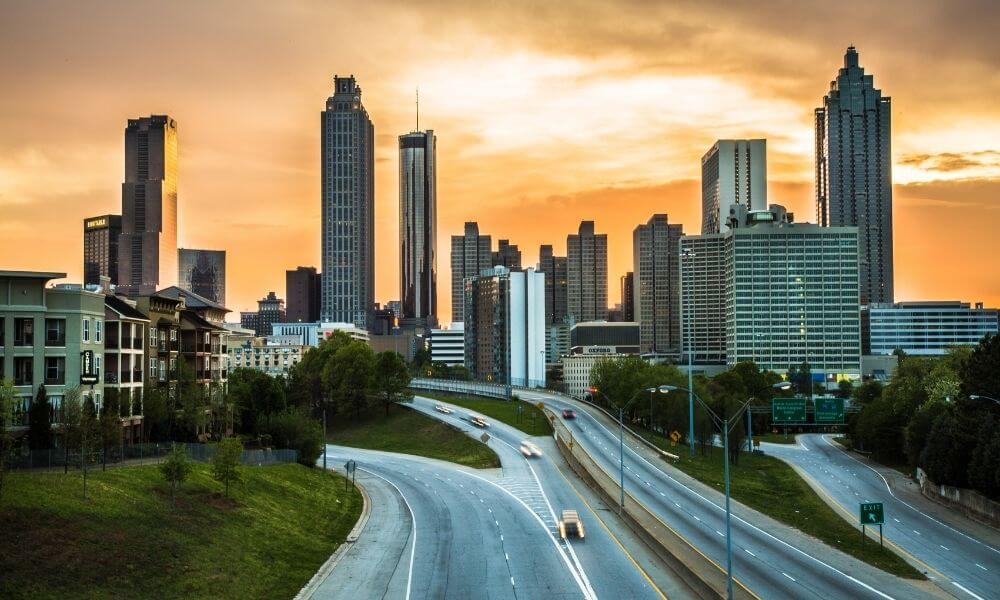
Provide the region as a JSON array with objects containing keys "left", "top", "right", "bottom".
[{"left": 860, "top": 502, "right": 884, "bottom": 525}]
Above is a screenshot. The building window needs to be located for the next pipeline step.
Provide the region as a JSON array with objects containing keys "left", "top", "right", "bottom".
[
  {"left": 83, "top": 319, "right": 90, "bottom": 343},
  {"left": 14, "top": 357, "right": 32, "bottom": 386},
  {"left": 45, "top": 319, "right": 66, "bottom": 346},
  {"left": 95, "top": 355, "right": 102, "bottom": 376},
  {"left": 44, "top": 357, "right": 65, "bottom": 385},
  {"left": 150, "top": 360, "right": 158, "bottom": 379},
  {"left": 14, "top": 318, "right": 33, "bottom": 346},
  {"left": 170, "top": 329, "right": 177, "bottom": 342},
  {"left": 96, "top": 320, "right": 103, "bottom": 343},
  {"left": 150, "top": 328, "right": 157, "bottom": 347},
  {"left": 159, "top": 359, "right": 166, "bottom": 381}
]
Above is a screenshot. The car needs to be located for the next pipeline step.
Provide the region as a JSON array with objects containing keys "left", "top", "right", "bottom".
[
  {"left": 470, "top": 415, "right": 490, "bottom": 428},
  {"left": 562, "top": 409, "right": 576, "bottom": 419},
  {"left": 520, "top": 441, "right": 543, "bottom": 457},
  {"left": 434, "top": 404, "right": 454, "bottom": 414},
  {"left": 558, "top": 509, "right": 585, "bottom": 539}
]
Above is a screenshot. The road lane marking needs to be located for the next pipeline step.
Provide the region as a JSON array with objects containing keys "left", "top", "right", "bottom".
[
  {"left": 913, "top": 530, "right": 921, "bottom": 535},
  {"left": 952, "top": 581, "right": 985, "bottom": 600},
  {"left": 782, "top": 572, "right": 796, "bottom": 582},
  {"left": 358, "top": 468, "right": 416, "bottom": 600},
  {"left": 744, "top": 549, "right": 756, "bottom": 557},
  {"left": 975, "top": 564, "right": 987, "bottom": 571},
  {"left": 940, "top": 545, "right": 949, "bottom": 551},
  {"left": 715, "top": 530, "right": 724, "bottom": 537}
]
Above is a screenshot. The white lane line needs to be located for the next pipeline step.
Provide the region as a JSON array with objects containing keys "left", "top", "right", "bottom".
[
  {"left": 975, "top": 564, "right": 987, "bottom": 571},
  {"left": 358, "top": 468, "right": 416, "bottom": 600},
  {"left": 893, "top": 518, "right": 900, "bottom": 523},
  {"left": 783, "top": 572, "right": 796, "bottom": 582},
  {"left": 500, "top": 535, "right": 504, "bottom": 541},
  {"left": 913, "top": 530, "right": 921, "bottom": 536},
  {"left": 940, "top": 545, "right": 949, "bottom": 551},
  {"left": 744, "top": 549, "right": 756, "bottom": 557},
  {"left": 511, "top": 576, "right": 516, "bottom": 587},
  {"left": 693, "top": 516, "right": 701, "bottom": 522},
  {"left": 952, "top": 581, "right": 985, "bottom": 600},
  {"left": 505, "top": 553, "right": 509, "bottom": 561},
  {"left": 715, "top": 530, "right": 725, "bottom": 538}
]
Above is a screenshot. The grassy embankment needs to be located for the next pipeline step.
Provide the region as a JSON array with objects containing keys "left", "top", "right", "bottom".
[
  {"left": 412, "top": 390, "right": 554, "bottom": 437},
  {"left": 326, "top": 403, "right": 500, "bottom": 468},
  {"left": 0, "top": 463, "right": 362, "bottom": 599}
]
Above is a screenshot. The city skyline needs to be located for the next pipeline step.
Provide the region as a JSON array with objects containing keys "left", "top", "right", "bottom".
[{"left": 2, "top": 2, "right": 999, "bottom": 320}]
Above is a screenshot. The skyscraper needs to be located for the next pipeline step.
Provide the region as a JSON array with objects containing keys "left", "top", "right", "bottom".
[
  {"left": 567, "top": 221, "right": 608, "bottom": 322},
  {"left": 321, "top": 75, "right": 375, "bottom": 329},
  {"left": 620, "top": 272, "right": 635, "bottom": 322},
  {"left": 633, "top": 214, "right": 684, "bottom": 355},
  {"left": 241, "top": 292, "right": 286, "bottom": 336},
  {"left": 701, "top": 139, "right": 767, "bottom": 234},
  {"left": 450, "top": 222, "right": 492, "bottom": 323},
  {"left": 83, "top": 214, "right": 121, "bottom": 287},
  {"left": 816, "top": 46, "right": 893, "bottom": 307},
  {"left": 399, "top": 129, "right": 437, "bottom": 330},
  {"left": 492, "top": 240, "right": 522, "bottom": 269},
  {"left": 286, "top": 266, "right": 321, "bottom": 323},
  {"left": 178, "top": 248, "right": 226, "bottom": 306},
  {"left": 538, "top": 244, "right": 567, "bottom": 326},
  {"left": 117, "top": 115, "right": 178, "bottom": 297}
]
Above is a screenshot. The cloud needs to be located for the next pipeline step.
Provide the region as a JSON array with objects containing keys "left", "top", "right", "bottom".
[{"left": 899, "top": 150, "right": 1000, "bottom": 172}]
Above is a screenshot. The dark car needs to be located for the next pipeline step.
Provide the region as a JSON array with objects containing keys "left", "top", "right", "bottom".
[{"left": 562, "top": 409, "right": 576, "bottom": 419}]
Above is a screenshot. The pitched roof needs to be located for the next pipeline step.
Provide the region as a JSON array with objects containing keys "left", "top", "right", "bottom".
[
  {"left": 156, "top": 286, "right": 229, "bottom": 313},
  {"left": 105, "top": 295, "right": 150, "bottom": 321}
]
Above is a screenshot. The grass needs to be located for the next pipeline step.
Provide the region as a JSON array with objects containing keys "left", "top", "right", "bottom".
[
  {"left": 327, "top": 403, "right": 500, "bottom": 469},
  {"left": 0, "top": 463, "right": 362, "bottom": 599},
  {"left": 626, "top": 424, "right": 924, "bottom": 579},
  {"left": 412, "top": 390, "right": 554, "bottom": 437},
  {"left": 756, "top": 432, "right": 799, "bottom": 444}
]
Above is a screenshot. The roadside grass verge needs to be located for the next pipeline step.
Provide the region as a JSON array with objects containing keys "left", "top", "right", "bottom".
[
  {"left": 327, "top": 402, "right": 500, "bottom": 468},
  {"left": 756, "top": 432, "right": 798, "bottom": 444},
  {"left": 412, "top": 390, "right": 554, "bottom": 437},
  {"left": 0, "top": 463, "right": 362, "bottom": 599}
]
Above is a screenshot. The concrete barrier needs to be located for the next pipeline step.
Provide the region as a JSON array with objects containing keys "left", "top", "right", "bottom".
[{"left": 916, "top": 468, "right": 1000, "bottom": 528}]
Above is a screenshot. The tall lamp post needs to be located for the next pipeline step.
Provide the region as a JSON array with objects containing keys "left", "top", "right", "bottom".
[
  {"left": 658, "top": 381, "right": 791, "bottom": 600},
  {"left": 682, "top": 248, "right": 696, "bottom": 457},
  {"left": 587, "top": 386, "right": 650, "bottom": 515},
  {"left": 969, "top": 394, "right": 1000, "bottom": 406}
]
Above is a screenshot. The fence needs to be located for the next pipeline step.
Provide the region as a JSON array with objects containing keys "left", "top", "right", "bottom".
[{"left": 5, "top": 442, "right": 298, "bottom": 471}]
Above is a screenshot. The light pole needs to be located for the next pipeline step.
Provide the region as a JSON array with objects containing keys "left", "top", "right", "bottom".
[
  {"left": 682, "top": 248, "right": 696, "bottom": 457},
  {"left": 969, "top": 394, "right": 1000, "bottom": 406},
  {"left": 659, "top": 380, "right": 790, "bottom": 600},
  {"left": 588, "top": 386, "right": 646, "bottom": 515}
]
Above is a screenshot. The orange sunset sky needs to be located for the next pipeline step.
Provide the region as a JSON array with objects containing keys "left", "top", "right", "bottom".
[{"left": 1, "top": 1, "right": 998, "bottom": 323}]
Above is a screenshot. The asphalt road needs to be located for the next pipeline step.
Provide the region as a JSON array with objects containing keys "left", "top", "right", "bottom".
[{"left": 764, "top": 433, "right": 1000, "bottom": 600}]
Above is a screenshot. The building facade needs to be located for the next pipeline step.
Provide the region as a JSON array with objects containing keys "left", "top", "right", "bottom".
[
  {"left": 450, "top": 222, "right": 492, "bottom": 323},
  {"left": 321, "top": 75, "right": 375, "bottom": 329},
  {"left": 679, "top": 234, "right": 727, "bottom": 365},
  {"left": 570, "top": 321, "right": 640, "bottom": 355},
  {"left": 230, "top": 336, "right": 305, "bottom": 377},
  {"left": 83, "top": 214, "right": 122, "bottom": 287},
  {"left": 620, "top": 272, "right": 634, "bottom": 322},
  {"left": 567, "top": 221, "right": 608, "bottom": 322},
  {"left": 464, "top": 267, "right": 545, "bottom": 388},
  {"left": 539, "top": 244, "right": 568, "bottom": 327},
  {"left": 177, "top": 248, "right": 226, "bottom": 306},
  {"left": 399, "top": 130, "right": 437, "bottom": 330},
  {"left": 118, "top": 115, "right": 178, "bottom": 297},
  {"left": 286, "top": 266, "right": 321, "bottom": 323},
  {"left": 103, "top": 295, "right": 148, "bottom": 443},
  {"left": 816, "top": 46, "right": 893, "bottom": 308},
  {"left": 562, "top": 347, "right": 626, "bottom": 399},
  {"left": 492, "top": 240, "right": 522, "bottom": 270},
  {"left": 633, "top": 214, "right": 684, "bottom": 356},
  {"left": 428, "top": 323, "right": 465, "bottom": 367},
  {"left": 701, "top": 139, "right": 767, "bottom": 234},
  {"left": 869, "top": 302, "right": 998, "bottom": 356}
]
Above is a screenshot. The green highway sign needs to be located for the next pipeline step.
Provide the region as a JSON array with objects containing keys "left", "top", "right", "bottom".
[
  {"left": 860, "top": 502, "right": 884, "bottom": 525},
  {"left": 815, "top": 398, "right": 845, "bottom": 423},
  {"left": 772, "top": 397, "right": 807, "bottom": 423}
]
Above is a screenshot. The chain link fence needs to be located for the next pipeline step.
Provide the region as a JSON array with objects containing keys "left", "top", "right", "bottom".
[{"left": 5, "top": 442, "right": 297, "bottom": 471}]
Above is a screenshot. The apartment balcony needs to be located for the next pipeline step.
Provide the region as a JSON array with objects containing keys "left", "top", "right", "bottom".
[
  {"left": 120, "top": 370, "right": 131, "bottom": 384},
  {"left": 105, "top": 332, "right": 119, "bottom": 350},
  {"left": 132, "top": 369, "right": 143, "bottom": 383},
  {"left": 105, "top": 372, "right": 118, "bottom": 385},
  {"left": 132, "top": 337, "right": 142, "bottom": 349}
]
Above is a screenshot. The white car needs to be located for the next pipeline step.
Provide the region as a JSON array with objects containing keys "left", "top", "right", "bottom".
[
  {"left": 434, "top": 404, "right": 454, "bottom": 415},
  {"left": 470, "top": 415, "right": 490, "bottom": 428},
  {"left": 520, "top": 441, "right": 543, "bottom": 457}
]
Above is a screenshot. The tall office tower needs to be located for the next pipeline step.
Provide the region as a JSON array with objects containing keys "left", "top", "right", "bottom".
[
  {"left": 117, "top": 115, "right": 178, "bottom": 297},
  {"left": 701, "top": 139, "right": 767, "bottom": 234},
  {"left": 243, "top": 292, "right": 286, "bottom": 336},
  {"left": 633, "top": 214, "right": 684, "bottom": 355},
  {"left": 178, "top": 248, "right": 226, "bottom": 306},
  {"left": 678, "top": 234, "right": 727, "bottom": 365},
  {"left": 566, "top": 221, "right": 608, "bottom": 322},
  {"left": 83, "top": 214, "right": 122, "bottom": 287},
  {"left": 620, "top": 272, "right": 635, "bottom": 322},
  {"left": 399, "top": 129, "right": 437, "bottom": 330},
  {"left": 450, "top": 222, "right": 492, "bottom": 323},
  {"left": 816, "top": 46, "right": 893, "bottom": 308},
  {"left": 321, "top": 75, "right": 375, "bottom": 329},
  {"left": 286, "top": 266, "right": 321, "bottom": 323},
  {"left": 538, "top": 245, "right": 568, "bottom": 326},
  {"left": 492, "top": 240, "right": 522, "bottom": 269}
]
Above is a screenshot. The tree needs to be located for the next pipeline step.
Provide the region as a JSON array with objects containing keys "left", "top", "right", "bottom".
[
  {"left": 837, "top": 380, "right": 854, "bottom": 399},
  {"left": 960, "top": 333, "right": 1000, "bottom": 400},
  {"left": 212, "top": 437, "right": 243, "bottom": 497},
  {"left": 160, "top": 443, "right": 192, "bottom": 507},
  {"left": 374, "top": 351, "right": 412, "bottom": 416},
  {"left": 265, "top": 410, "right": 325, "bottom": 467},
  {"left": 228, "top": 368, "right": 287, "bottom": 433},
  {"left": 920, "top": 410, "right": 964, "bottom": 487},
  {"left": 708, "top": 370, "right": 748, "bottom": 465},
  {"left": 63, "top": 388, "right": 98, "bottom": 499},
  {"left": 410, "top": 346, "right": 432, "bottom": 376},
  {"left": 0, "top": 379, "right": 18, "bottom": 502},
  {"left": 143, "top": 386, "right": 170, "bottom": 442},
  {"left": 28, "top": 384, "right": 53, "bottom": 450},
  {"left": 289, "top": 332, "right": 355, "bottom": 414},
  {"left": 323, "top": 342, "right": 376, "bottom": 419},
  {"left": 967, "top": 414, "right": 1000, "bottom": 500}
]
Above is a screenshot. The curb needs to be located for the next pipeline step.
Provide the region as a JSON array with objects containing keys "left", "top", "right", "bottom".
[{"left": 294, "top": 473, "right": 372, "bottom": 600}]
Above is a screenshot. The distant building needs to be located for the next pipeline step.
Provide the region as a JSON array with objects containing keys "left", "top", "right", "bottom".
[
  {"left": 177, "top": 248, "right": 225, "bottom": 306},
  {"left": 492, "top": 239, "right": 522, "bottom": 270},
  {"left": 368, "top": 331, "right": 418, "bottom": 362},
  {"left": 83, "top": 214, "right": 122, "bottom": 287},
  {"left": 620, "top": 272, "right": 634, "bottom": 322},
  {"left": 539, "top": 245, "right": 568, "bottom": 327},
  {"left": 633, "top": 214, "right": 684, "bottom": 356},
  {"left": 464, "top": 267, "right": 545, "bottom": 387},
  {"left": 606, "top": 304, "right": 624, "bottom": 323},
  {"left": 317, "top": 322, "right": 370, "bottom": 343},
  {"left": 118, "top": 115, "right": 178, "bottom": 297},
  {"left": 155, "top": 285, "right": 230, "bottom": 398},
  {"left": 285, "top": 266, "right": 321, "bottom": 323},
  {"left": 241, "top": 292, "right": 285, "bottom": 336},
  {"left": 450, "top": 222, "right": 492, "bottom": 323},
  {"left": 869, "top": 301, "right": 998, "bottom": 356},
  {"left": 563, "top": 347, "right": 627, "bottom": 399},
  {"left": 103, "top": 294, "right": 149, "bottom": 443},
  {"left": 371, "top": 303, "right": 397, "bottom": 336},
  {"left": 678, "top": 234, "right": 727, "bottom": 365},
  {"left": 429, "top": 323, "right": 465, "bottom": 366},
  {"left": 547, "top": 320, "right": 572, "bottom": 364},
  {"left": 399, "top": 129, "right": 437, "bottom": 331},
  {"left": 570, "top": 321, "right": 640, "bottom": 355},
  {"left": 230, "top": 335, "right": 306, "bottom": 376},
  {"left": 567, "top": 221, "right": 608, "bottom": 322},
  {"left": 701, "top": 139, "right": 767, "bottom": 234}
]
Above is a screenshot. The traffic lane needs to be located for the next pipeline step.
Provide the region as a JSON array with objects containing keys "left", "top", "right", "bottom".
[
  {"left": 323, "top": 445, "right": 589, "bottom": 599},
  {"left": 410, "top": 395, "right": 664, "bottom": 599},
  {"left": 518, "top": 390, "right": 935, "bottom": 600},
  {"left": 768, "top": 434, "right": 1000, "bottom": 599}
]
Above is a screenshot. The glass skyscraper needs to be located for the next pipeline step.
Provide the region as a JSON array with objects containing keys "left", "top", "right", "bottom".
[
  {"left": 321, "top": 76, "right": 375, "bottom": 329},
  {"left": 398, "top": 129, "right": 437, "bottom": 330},
  {"left": 701, "top": 139, "right": 767, "bottom": 234}
]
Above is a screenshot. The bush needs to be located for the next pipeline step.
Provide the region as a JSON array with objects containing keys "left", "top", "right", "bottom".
[{"left": 264, "top": 410, "right": 325, "bottom": 467}]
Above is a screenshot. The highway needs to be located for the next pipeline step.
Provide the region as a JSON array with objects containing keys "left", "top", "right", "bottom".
[
  {"left": 764, "top": 433, "right": 1000, "bottom": 600},
  {"left": 468, "top": 385, "right": 940, "bottom": 600}
]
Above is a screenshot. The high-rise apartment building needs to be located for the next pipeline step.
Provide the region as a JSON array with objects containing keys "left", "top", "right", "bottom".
[
  {"left": 567, "top": 221, "right": 608, "bottom": 322},
  {"left": 177, "top": 248, "right": 226, "bottom": 306},
  {"left": 701, "top": 139, "right": 767, "bottom": 234},
  {"left": 620, "top": 272, "right": 635, "bottom": 322},
  {"left": 83, "top": 214, "right": 122, "bottom": 287},
  {"left": 321, "top": 75, "right": 375, "bottom": 329},
  {"left": 492, "top": 240, "right": 522, "bottom": 270},
  {"left": 399, "top": 130, "right": 437, "bottom": 330},
  {"left": 633, "top": 215, "right": 684, "bottom": 355},
  {"left": 538, "top": 245, "right": 568, "bottom": 327},
  {"left": 286, "top": 266, "right": 321, "bottom": 323},
  {"left": 117, "top": 115, "right": 178, "bottom": 297},
  {"left": 816, "top": 46, "right": 893, "bottom": 307},
  {"left": 450, "top": 222, "right": 492, "bottom": 323}
]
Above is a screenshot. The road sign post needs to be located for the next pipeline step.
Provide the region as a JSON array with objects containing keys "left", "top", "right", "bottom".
[{"left": 859, "top": 502, "right": 885, "bottom": 548}]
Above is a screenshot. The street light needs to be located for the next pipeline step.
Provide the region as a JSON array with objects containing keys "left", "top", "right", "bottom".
[
  {"left": 969, "top": 394, "right": 1000, "bottom": 406},
  {"left": 658, "top": 380, "right": 789, "bottom": 600},
  {"left": 681, "top": 247, "right": 696, "bottom": 458},
  {"left": 587, "top": 386, "right": 646, "bottom": 515}
]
